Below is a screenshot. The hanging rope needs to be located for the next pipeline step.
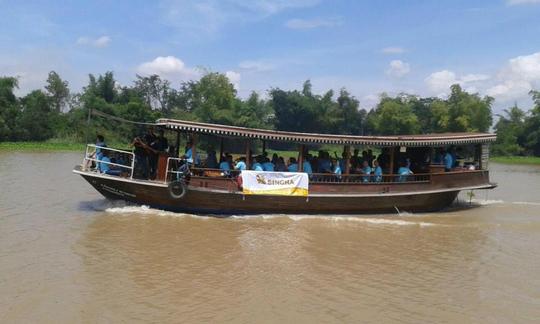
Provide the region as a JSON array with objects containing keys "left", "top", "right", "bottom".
[{"left": 91, "top": 109, "right": 156, "bottom": 126}]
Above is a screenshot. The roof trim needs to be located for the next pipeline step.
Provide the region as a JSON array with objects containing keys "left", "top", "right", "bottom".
[{"left": 156, "top": 118, "right": 496, "bottom": 146}]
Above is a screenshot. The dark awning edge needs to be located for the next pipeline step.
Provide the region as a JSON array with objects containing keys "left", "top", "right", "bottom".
[{"left": 156, "top": 118, "right": 497, "bottom": 147}]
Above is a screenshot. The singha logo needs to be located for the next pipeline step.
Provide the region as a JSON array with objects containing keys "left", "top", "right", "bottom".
[{"left": 256, "top": 174, "right": 267, "bottom": 184}]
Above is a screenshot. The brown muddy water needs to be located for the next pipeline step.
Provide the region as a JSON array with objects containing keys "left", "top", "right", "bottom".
[{"left": 1, "top": 152, "right": 540, "bottom": 323}]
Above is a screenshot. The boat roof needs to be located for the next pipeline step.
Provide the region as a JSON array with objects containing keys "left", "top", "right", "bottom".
[{"left": 156, "top": 118, "right": 496, "bottom": 147}]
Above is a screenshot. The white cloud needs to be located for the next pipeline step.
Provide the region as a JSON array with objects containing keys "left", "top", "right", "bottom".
[
  {"left": 225, "top": 70, "right": 241, "bottom": 90},
  {"left": 285, "top": 17, "right": 342, "bottom": 30},
  {"left": 486, "top": 52, "right": 540, "bottom": 100},
  {"left": 137, "top": 56, "right": 200, "bottom": 79},
  {"left": 386, "top": 60, "right": 410, "bottom": 78},
  {"left": 238, "top": 60, "right": 275, "bottom": 72},
  {"left": 425, "top": 70, "right": 490, "bottom": 95},
  {"left": 507, "top": 0, "right": 540, "bottom": 5},
  {"left": 162, "top": 0, "right": 321, "bottom": 34},
  {"left": 76, "top": 35, "right": 111, "bottom": 48},
  {"left": 381, "top": 47, "right": 406, "bottom": 54}
]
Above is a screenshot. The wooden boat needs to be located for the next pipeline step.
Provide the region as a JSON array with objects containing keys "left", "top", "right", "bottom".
[{"left": 73, "top": 118, "right": 497, "bottom": 214}]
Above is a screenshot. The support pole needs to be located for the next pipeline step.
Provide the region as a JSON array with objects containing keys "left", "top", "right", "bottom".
[
  {"left": 245, "top": 140, "right": 251, "bottom": 170},
  {"left": 175, "top": 131, "right": 181, "bottom": 157},
  {"left": 344, "top": 145, "right": 351, "bottom": 175},
  {"left": 219, "top": 137, "right": 224, "bottom": 161},
  {"left": 389, "top": 147, "right": 395, "bottom": 176},
  {"left": 191, "top": 133, "right": 198, "bottom": 166},
  {"left": 298, "top": 144, "right": 305, "bottom": 172}
]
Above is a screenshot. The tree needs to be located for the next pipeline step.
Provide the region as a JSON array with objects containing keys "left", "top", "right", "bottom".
[
  {"left": 522, "top": 90, "right": 540, "bottom": 155},
  {"left": 447, "top": 84, "right": 493, "bottom": 132},
  {"left": 0, "top": 77, "right": 20, "bottom": 140},
  {"left": 233, "top": 91, "right": 273, "bottom": 129},
  {"left": 492, "top": 105, "right": 526, "bottom": 156},
  {"left": 368, "top": 95, "right": 419, "bottom": 135},
  {"left": 134, "top": 74, "right": 176, "bottom": 112},
  {"left": 45, "top": 71, "right": 70, "bottom": 112},
  {"left": 17, "top": 90, "right": 55, "bottom": 141},
  {"left": 178, "top": 72, "right": 239, "bottom": 125}
]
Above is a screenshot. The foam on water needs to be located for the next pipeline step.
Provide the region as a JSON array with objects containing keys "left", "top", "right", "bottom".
[{"left": 105, "top": 205, "right": 196, "bottom": 218}]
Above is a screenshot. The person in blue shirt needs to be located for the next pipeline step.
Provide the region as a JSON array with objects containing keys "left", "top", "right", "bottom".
[
  {"left": 303, "top": 157, "right": 313, "bottom": 174},
  {"left": 252, "top": 157, "right": 264, "bottom": 171},
  {"left": 99, "top": 151, "right": 122, "bottom": 176},
  {"left": 262, "top": 158, "right": 274, "bottom": 171},
  {"left": 184, "top": 141, "right": 200, "bottom": 165},
  {"left": 333, "top": 159, "right": 342, "bottom": 175},
  {"left": 287, "top": 157, "right": 298, "bottom": 172},
  {"left": 398, "top": 161, "right": 413, "bottom": 182},
  {"left": 235, "top": 157, "right": 247, "bottom": 171},
  {"left": 373, "top": 159, "right": 383, "bottom": 182},
  {"left": 361, "top": 160, "right": 372, "bottom": 183},
  {"left": 443, "top": 150, "right": 453, "bottom": 172}
]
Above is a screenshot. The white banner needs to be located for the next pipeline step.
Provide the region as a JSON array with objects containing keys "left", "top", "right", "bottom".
[{"left": 241, "top": 171, "right": 309, "bottom": 196}]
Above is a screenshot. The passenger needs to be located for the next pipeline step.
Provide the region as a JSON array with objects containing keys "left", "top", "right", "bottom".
[
  {"left": 398, "top": 161, "right": 413, "bottom": 182},
  {"left": 361, "top": 150, "right": 368, "bottom": 164},
  {"left": 287, "top": 157, "right": 298, "bottom": 172},
  {"left": 443, "top": 150, "right": 453, "bottom": 172},
  {"left": 262, "top": 158, "right": 274, "bottom": 171},
  {"left": 132, "top": 136, "right": 149, "bottom": 179},
  {"left": 235, "top": 157, "right": 247, "bottom": 171},
  {"left": 318, "top": 152, "right": 332, "bottom": 173},
  {"left": 95, "top": 134, "right": 106, "bottom": 161},
  {"left": 252, "top": 157, "right": 264, "bottom": 171},
  {"left": 219, "top": 156, "right": 231, "bottom": 171},
  {"left": 373, "top": 159, "right": 383, "bottom": 182},
  {"left": 433, "top": 148, "right": 444, "bottom": 164},
  {"left": 271, "top": 153, "right": 279, "bottom": 165},
  {"left": 361, "top": 160, "right": 372, "bottom": 183},
  {"left": 184, "top": 141, "right": 199, "bottom": 165},
  {"left": 332, "top": 158, "right": 342, "bottom": 175},
  {"left": 148, "top": 128, "right": 166, "bottom": 179},
  {"left": 367, "top": 149, "right": 374, "bottom": 167},
  {"left": 99, "top": 151, "right": 123, "bottom": 176},
  {"left": 303, "top": 154, "right": 313, "bottom": 174},
  {"left": 275, "top": 157, "right": 287, "bottom": 172},
  {"left": 205, "top": 150, "right": 219, "bottom": 169}
]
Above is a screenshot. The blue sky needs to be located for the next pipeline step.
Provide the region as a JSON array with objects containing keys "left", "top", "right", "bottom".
[{"left": 1, "top": 0, "right": 540, "bottom": 112}]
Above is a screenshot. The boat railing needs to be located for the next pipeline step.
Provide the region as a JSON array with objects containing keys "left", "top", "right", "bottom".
[
  {"left": 165, "top": 157, "right": 193, "bottom": 181},
  {"left": 82, "top": 144, "right": 135, "bottom": 178},
  {"left": 308, "top": 172, "right": 431, "bottom": 184}
]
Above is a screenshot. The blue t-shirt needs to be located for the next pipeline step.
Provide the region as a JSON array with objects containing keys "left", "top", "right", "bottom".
[
  {"left": 262, "top": 162, "right": 274, "bottom": 171},
  {"left": 398, "top": 166, "right": 412, "bottom": 182},
  {"left": 287, "top": 163, "right": 298, "bottom": 172},
  {"left": 374, "top": 166, "right": 383, "bottom": 182},
  {"left": 444, "top": 153, "right": 453, "bottom": 170},
  {"left": 99, "top": 156, "right": 111, "bottom": 173},
  {"left": 219, "top": 161, "right": 230, "bottom": 171},
  {"left": 362, "top": 166, "right": 372, "bottom": 182},
  {"left": 303, "top": 161, "right": 312, "bottom": 174},
  {"left": 318, "top": 159, "right": 332, "bottom": 173},
  {"left": 235, "top": 161, "right": 246, "bottom": 170},
  {"left": 252, "top": 162, "right": 264, "bottom": 171}
]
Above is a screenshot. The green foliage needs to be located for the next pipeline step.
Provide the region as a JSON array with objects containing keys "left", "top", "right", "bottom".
[
  {"left": 368, "top": 94, "right": 420, "bottom": 135},
  {"left": 447, "top": 84, "right": 493, "bottom": 132},
  {"left": 45, "top": 71, "right": 70, "bottom": 112}
]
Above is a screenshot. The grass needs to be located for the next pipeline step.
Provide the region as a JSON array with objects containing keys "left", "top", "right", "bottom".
[
  {"left": 491, "top": 156, "right": 540, "bottom": 165},
  {"left": 0, "top": 140, "right": 131, "bottom": 152}
]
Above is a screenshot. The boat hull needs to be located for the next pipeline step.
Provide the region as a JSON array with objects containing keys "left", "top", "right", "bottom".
[{"left": 76, "top": 171, "right": 465, "bottom": 215}]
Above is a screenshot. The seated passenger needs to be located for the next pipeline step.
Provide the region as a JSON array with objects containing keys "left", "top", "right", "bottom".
[
  {"left": 361, "top": 160, "right": 372, "bottom": 183},
  {"left": 275, "top": 157, "right": 287, "bottom": 172},
  {"left": 318, "top": 152, "right": 332, "bottom": 173},
  {"left": 235, "top": 157, "right": 247, "bottom": 171},
  {"left": 219, "top": 157, "right": 231, "bottom": 171},
  {"left": 262, "top": 158, "right": 274, "bottom": 171},
  {"left": 252, "top": 157, "right": 264, "bottom": 171},
  {"left": 205, "top": 150, "right": 218, "bottom": 169},
  {"left": 287, "top": 157, "right": 298, "bottom": 172},
  {"left": 333, "top": 158, "right": 342, "bottom": 175},
  {"left": 373, "top": 159, "right": 383, "bottom": 182},
  {"left": 398, "top": 161, "right": 413, "bottom": 182},
  {"left": 99, "top": 151, "right": 122, "bottom": 176}
]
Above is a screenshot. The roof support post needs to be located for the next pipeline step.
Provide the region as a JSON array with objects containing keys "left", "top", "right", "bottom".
[
  {"left": 219, "top": 137, "right": 224, "bottom": 161},
  {"left": 175, "top": 131, "right": 181, "bottom": 157},
  {"left": 191, "top": 133, "right": 198, "bottom": 166},
  {"left": 389, "top": 147, "right": 395, "bottom": 176},
  {"left": 344, "top": 145, "right": 351, "bottom": 175},
  {"left": 298, "top": 144, "right": 305, "bottom": 172},
  {"left": 245, "top": 140, "right": 251, "bottom": 170}
]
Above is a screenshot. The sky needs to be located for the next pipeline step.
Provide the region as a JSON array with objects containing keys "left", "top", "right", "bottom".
[{"left": 1, "top": 0, "right": 540, "bottom": 112}]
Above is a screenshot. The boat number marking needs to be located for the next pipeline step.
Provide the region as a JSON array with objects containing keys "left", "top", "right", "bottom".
[{"left": 100, "top": 184, "right": 136, "bottom": 198}]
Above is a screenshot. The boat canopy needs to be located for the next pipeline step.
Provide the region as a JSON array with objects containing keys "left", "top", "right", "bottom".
[{"left": 156, "top": 118, "right": 496, "bottom": 147}]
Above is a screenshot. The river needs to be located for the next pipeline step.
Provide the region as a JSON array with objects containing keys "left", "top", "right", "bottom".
[{"left": 1, "top": 152, "right": 539, "bottom": 323}]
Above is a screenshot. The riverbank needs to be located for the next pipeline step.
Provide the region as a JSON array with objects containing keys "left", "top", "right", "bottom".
[{"left": 490, "top": 156, "right": 540, "bottom": 165}]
